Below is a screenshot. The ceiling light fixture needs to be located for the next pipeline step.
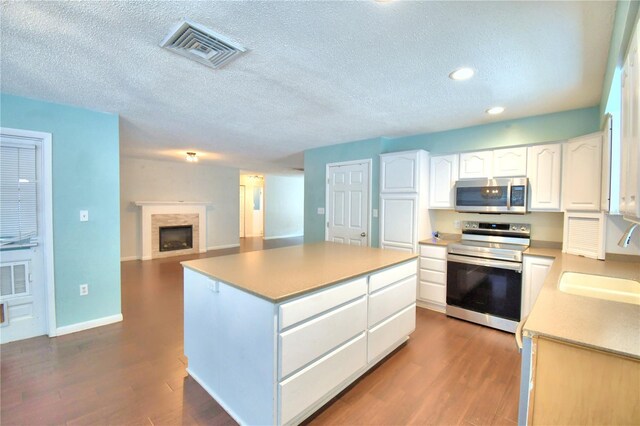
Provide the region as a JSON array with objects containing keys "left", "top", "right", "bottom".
[
  {"left": 449, "top": 67, "right": 475, "bottom": 81},
  {"left": 486, "top": 106, "right": 505, "bottom": 115},
  {"left": 186, "top": 152, "right": 198, "bottom": 162}
]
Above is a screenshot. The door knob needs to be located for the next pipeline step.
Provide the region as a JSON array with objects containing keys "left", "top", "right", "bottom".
[{"left": 361, "top": 232, "right": 366, "bottom": 237}]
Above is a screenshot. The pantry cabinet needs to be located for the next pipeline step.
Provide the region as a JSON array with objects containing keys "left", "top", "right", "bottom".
[
  {"left": 493, "top": 147, "right": 527, "bottom": 177},
  {"left": 527, "top": 144, "right": 562, "bottom": 211},
  {"left": 563, "top": 133, "right": 603, "bottom": 212},
  {"left": 429, "top": 154, "right": 458, "bottom": 208}
]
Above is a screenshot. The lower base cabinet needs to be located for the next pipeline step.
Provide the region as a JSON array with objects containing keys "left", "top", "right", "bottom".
[
  {"left": 519, "top": 335, "right": 640, "bottom": 425},
  {"left": 418, "top": 244, "right": 447, "bottom": 311},
  {"left": 184, "top": 259, "right": 418, "bottom": 425},
  {"left": 522, "top": 255, "right": 554, "bottom": 318}
]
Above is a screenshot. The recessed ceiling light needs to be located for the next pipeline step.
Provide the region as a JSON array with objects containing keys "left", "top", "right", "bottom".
[
  {"left": 449, "top": 67, "right": 475, "bottom": 81},
  {"left": 486, "top": 106, "right": 505, "bottom": 115}
]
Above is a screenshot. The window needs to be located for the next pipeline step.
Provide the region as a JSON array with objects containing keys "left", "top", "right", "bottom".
[{"left": 0, "top": 144, "right": 38, "bottom": 248}]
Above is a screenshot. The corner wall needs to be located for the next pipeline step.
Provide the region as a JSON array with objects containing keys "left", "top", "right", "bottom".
[
  {"left": 120, "top": 157, "right": 240, "bottom": 260},
  {"left": 1, "top": 93, "right": 121, "bottom": 328}
]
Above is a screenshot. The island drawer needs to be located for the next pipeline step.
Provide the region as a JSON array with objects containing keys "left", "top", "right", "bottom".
[
  {"left": 279, "top": 277, "right": 367, "bottom": 330},
  {"left": 279, "top": 296, "right": 367, "bottom": 379},
  {"left": 368, "top": 275, "right": 416, "bottom": 327},
  {"left": 279, "top": 333, "right": 366, "bottom": 425},
  {"left": 367, "top": 303, "right": 416, "bottom": 363},
  {"left": 369, "top": 260, "right": 417, "bottom": 293}
]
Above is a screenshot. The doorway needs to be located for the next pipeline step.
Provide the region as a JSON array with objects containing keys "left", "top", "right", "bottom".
[
  {"left": 239, "top": 174, "right": 264, "bottom": 238},
  {"left": 326, "top": 159, "right": 371, "bottom": 246},
  {"left": 0, "top": 127, "right": 55, "bottom": 343}
]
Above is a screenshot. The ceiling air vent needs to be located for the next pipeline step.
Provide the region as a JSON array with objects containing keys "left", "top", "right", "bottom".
[{"left": 160, "top": 19, "right": 246, "bottom": 69}]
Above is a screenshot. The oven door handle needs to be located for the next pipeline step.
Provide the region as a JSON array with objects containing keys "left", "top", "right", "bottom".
[{"left": 448, "top": 254, "right": 523, "bottom": 272}]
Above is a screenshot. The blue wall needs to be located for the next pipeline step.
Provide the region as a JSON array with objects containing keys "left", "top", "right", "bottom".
[
  {"left": 0, "top": 93, "right": 121, "bottom": 328},
  {"left": 304, "top": 107, "right": 600, "bottom": 244}
]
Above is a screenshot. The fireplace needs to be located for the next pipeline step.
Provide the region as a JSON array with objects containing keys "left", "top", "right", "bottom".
[{"left": 159, "top": 225, "right": 193, "bottom": 252}]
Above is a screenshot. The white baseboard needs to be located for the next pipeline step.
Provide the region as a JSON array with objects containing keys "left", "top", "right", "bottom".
[
  {"left": 120, "top": 255, "right": 140, "bottom": 262},
  {"left": 263, "top": 234, "right": 303, "bottom": 240},
  {"left": 56, "top": 313, "right": 123, "bottom": 337},
  {"left": 207, "top": 243, "right": 240, "bottom": 251}
]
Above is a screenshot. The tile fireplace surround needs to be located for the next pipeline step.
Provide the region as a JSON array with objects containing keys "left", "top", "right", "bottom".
[{"left": 134, "top": 201, "right": 211, "bottom": 260}]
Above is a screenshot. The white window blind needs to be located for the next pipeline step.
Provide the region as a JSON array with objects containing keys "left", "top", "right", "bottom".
[{"left": 0, "top": 144, "right": 38, "bottom": 248}]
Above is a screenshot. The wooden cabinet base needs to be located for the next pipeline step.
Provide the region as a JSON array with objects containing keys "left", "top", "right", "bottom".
[{"left": 530, "top": 337, "right": 640, "bottom": 425}]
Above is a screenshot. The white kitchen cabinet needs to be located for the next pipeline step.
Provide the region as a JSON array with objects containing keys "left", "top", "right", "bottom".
[
  {"left": 521, "top": 255, "right": 554, "bottom": 318},
  {"left": 380, "top": 150, "right": 431, "bottom": 253},
  {"left": 459, "top": 150, "right": 493, "bottom": 179},
  {"left": 380, "top": 150, "right": 428, "bottom": 193},
  {"left": 620, "top": 23, "right": 640, "bottom": 223},
  {"left": 493, "top": 147, "right": 527, "bottom": 177},
  {"left": 184, "top": 258, "right": 417, "bottom": 425},
  {"left": 527, "top": 143, "right": 562, "bottom": 211},
  {"left": 563, "top": 133, "right": 603, "bottom": 212},
  {"left": 418, "top": 243, "right": 447, "bottom": 312},
  {"left": 429, "top": 154, "right": 459, "bottom": 208}
]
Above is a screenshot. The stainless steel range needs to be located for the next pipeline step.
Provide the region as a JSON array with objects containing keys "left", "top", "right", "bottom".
[{"left": 446, "top": 221, "right": 531, "bottom": 333}]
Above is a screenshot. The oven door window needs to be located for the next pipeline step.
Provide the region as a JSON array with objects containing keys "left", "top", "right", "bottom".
[
  {"left": 456, "top": 186, "right": 508, "bottom": 207},
  {"left": 446, "top": 260, "right": 522, "bottom": 321}
]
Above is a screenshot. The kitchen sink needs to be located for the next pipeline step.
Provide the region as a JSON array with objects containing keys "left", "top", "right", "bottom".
[{"left": 559, "top": 272, "right": 640, "bottom": 305}]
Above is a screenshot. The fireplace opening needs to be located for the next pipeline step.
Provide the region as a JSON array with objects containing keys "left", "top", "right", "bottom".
[{"left": 159, "top": 225, "right": 193, "bottom": 252}]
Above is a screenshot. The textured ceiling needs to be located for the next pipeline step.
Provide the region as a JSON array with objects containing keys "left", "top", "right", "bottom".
[{"left": 0, "top": 1, "right": 615, "bottom": 172}]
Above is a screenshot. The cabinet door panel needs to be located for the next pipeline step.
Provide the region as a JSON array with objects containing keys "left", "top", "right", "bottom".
[
  {"left": 279, "top": 296, "right": 366, "bottom": 379},
  {"left": 527, "top": 144, "right": 562, "bottom": 211},
  {"left": 280, "top": 333, "right": 366, "bottom": 425},
  {"left": 381, "top": 152, "right": 418, "bottom": 193},
  {"left": 368, "top": 275, "right": 416, "bottom": 327},
  {"left": 367, "top": 304, "right": 416, "bottom": 363},
  {"left": 493, "top": 147, "right": 527, "bottom": 177},
  {"left": 380, "top": 196, "right": 417, "bottom": 249},
  {"left": 429, "top": 154, "right": 459, "bottom": 208},
  {"left": 459, "top": 151, "right": 492, "bottom": 179},
  {"left": 563, "top": 134, "right": 603, "bottom": 211},
  {"left": 522, "top": 256, "right": 553, "bottom": 318}
]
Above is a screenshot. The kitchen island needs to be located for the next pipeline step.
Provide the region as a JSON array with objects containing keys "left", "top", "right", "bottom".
[{"left": 182, "top": 242, "right": 418, "bottom": 425}]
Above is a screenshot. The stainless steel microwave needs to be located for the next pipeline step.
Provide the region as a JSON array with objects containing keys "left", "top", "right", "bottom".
[{"left": 454, "top": 178, "right": 528, "bottom": 214}]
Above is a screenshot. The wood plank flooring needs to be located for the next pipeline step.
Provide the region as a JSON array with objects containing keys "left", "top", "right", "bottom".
[{"left": 1, "top": 237, "right": 521, "bottom": 425}]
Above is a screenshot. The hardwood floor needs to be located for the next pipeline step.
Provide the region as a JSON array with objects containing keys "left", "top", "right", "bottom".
[{"left": 1, "top": 238, "right": 521, "bottom": 426}]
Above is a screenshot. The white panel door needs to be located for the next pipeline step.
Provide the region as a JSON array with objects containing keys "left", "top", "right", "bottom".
[
  {"left": 327, "top": 162, "right": 369, "bottom": 246},
  {"left": 493, "top": 147, "right": 527, "bottom": 177},
  {"left": 527, "top": 144, "right": 562, "bottom": 211},
  {"left": 0, "top": 137, "right": 47, "bottom": 343},
  {"left": 380, "top": 152, "right": 418, "bottom": 193},
  {"left": 459, "top": 151, "right": 493, "bottom": 179},
  {"left": 563, "top": 134, "right": 603, "bottom": 212},
  {"left": 429, "top": 154, "right": 458, "bottom": 208},
  {"left": 379, "top": 194, "right": 417, "bottom": 252}
]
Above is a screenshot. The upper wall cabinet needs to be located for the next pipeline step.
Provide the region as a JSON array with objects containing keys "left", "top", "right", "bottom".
[
  {"left": 493, "top": 147, "right": 527, "bottom": 177},
  {"left": 380, "top": 150, "right": 426, "bottom": 193},
  {"left": 527, "top": 144, "right": 562, "bottom": 211},
  {"left": 459, "top": 151, "right": 492, "bottom": 179},
  {"left": 563, "top": 133, "right": 603, "bottom": 212},
  {"left": 429, "top": 154, "right": 459, "bottom": 209},
  {"left": 620, "top": 23, "right": 640, "bottom": 222}
]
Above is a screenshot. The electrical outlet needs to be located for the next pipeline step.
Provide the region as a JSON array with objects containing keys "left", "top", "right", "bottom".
[
  {"left": 454, "top": 220, "right": 461, "bottom": 230},
  {"left": 79, "top": 284, "right": 89, "bottom": 296},
  {"left": 317, "top": 207, "right": 325, "bottom": 215},
  {"left": 80, "top": 210, "right": 89, "bottom": 222}
]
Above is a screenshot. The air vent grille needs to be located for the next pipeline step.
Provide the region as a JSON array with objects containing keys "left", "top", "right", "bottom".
[{"left": 160, "top": 20, "right": 246, "bottom": 69}]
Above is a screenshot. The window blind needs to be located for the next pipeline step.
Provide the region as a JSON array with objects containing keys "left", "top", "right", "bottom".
[{"left": 0, "top": 144, "right": 37, "bottom": 247}]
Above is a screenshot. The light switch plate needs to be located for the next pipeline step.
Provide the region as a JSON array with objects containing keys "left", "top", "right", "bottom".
[
  {"left": 317, "top": 207, "right": 325, "bottom": 215},
  {"left": 373, "top": 209, "right": 378, "bottom": 218},
  {"left": 80, "top": 210, "right": 89, "bottom": 222}
]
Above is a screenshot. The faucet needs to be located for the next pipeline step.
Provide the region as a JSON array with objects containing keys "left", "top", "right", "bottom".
[{"left": 618, "top": 221, "right": 639, "bottom": 248}]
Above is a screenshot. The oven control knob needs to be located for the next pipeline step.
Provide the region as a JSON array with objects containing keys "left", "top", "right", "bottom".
[
  {"left": 511, "top": 225, "right": 517, "bottom": 230},
  {"left": 465, "top": 223, "right": 469, "bottom": 228},
  {"left": 520, "top": 226, "right": 526, "bottom": 231},
  {"left": 472, "top": 224, "right": 477, "bottom": 228}
]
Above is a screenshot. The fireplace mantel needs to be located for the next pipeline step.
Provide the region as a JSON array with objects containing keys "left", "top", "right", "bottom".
[{"left": 135, "top": 201, "right": 211, "bottom": 260}]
